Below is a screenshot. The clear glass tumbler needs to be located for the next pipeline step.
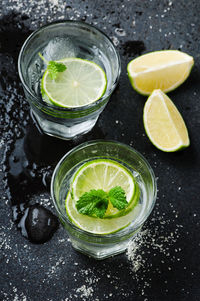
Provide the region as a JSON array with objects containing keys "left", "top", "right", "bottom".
[
  {"left": 18, "top": 21, "right": 121, "bottom": 140},
  {"left": 51, "top": 140, "right": 157, "bottom": 259}
]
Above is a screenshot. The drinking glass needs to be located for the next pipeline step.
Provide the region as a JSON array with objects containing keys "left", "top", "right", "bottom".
[
  {"left": 51, "top": 140, "right": 157, "bottom": 259},
  {"left": 18, "top": 21, "right": 121, "bottom": 140}
]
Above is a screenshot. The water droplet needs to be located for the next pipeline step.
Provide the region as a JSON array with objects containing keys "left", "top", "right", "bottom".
[{"left": 17, "top": 204, "right": 59, "bottom": 244}]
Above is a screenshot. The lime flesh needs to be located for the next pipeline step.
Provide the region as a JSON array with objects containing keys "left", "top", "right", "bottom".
[
  {"left": 42, "top": 58, "right": 107, "bottom": 108},
  {"left": 127, "top": 50, "right": 194, "bottom": 95},
  {"left": 143, "top": 89, "right": 190, "bottom": 151}
]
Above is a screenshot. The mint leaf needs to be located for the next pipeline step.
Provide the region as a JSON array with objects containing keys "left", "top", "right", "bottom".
[
  {"left": 47, "top": 61, "right": 67, "bottom": 80},
  {"left": 108, "top": 186, "right": 128, "bottom": 210},
  {"left": 76, "top": 189, "right": 108, "bottom": 218},
  {"left": 38, "top": 52, "right": 66, "bottom": 80},
  {"left": 76, "top": 186, "right": 128, "bottom": 218}
]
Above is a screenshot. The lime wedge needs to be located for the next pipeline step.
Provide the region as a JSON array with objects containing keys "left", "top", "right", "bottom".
[
  {"left": 41, "top": 58, "right": 107, "bottom": 108},
  {"left": 127, "top": 50, "right": 194, "bottom": 95},
  {"left": 143, "top": 89, "right": 190, "bottom": 152},
  {"left": 71, "top": 159, "right": 138, "bottom": 217}
]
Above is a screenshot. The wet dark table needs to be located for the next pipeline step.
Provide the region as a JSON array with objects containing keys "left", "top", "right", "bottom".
[{"left": 0, "top": 1, "right": 200, "bottom": 300}]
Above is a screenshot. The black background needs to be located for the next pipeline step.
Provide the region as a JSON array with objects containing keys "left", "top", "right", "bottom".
[{"left": 0, "top": 1, "right": 200, "bottom": 300}]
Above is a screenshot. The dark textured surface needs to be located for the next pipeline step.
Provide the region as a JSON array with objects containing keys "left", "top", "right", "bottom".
[{"left": 0, "top": 1, "right": 200, "bottom": 300}]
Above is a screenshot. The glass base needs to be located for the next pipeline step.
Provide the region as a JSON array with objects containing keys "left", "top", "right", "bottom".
[
  {"left": 70, "top": 237, "right": 131, "bottom": 260},
  {"left": 31, "top": 110, "right": 97, "bottom": 140},
  {"left": 68, "top": 228, "right": 141, "bottom": 260}
]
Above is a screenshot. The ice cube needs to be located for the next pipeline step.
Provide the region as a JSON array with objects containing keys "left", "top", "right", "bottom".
[{"left": 42, "top": 37, "right": 77, "bottom": 62}]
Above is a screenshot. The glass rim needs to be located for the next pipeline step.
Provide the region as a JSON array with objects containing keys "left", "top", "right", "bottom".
[
  {"left": 50, "top": 139, "right": 157, "bottom": 239},
  {"left": 18, "top": 20, "right": 121, "bottom": 113}
]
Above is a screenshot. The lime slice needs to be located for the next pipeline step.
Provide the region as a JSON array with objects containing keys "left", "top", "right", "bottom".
[
  {"left": 65, "top": 191, "right": 141, "bottom": 235},
  {"left": 65, "top": 159, "right": 141, "bottom": 234},
  {"left": 42, "top": 58, "right": 107, "bottom": 108},
  {"left": 71, "top": 159, "right": 138, "bottom": 217},
  {"left": 127, "top": 50, "right": 194, "bottom": 95},
  {"left": 143, "top": 89, "right": 190, "bottom": 152}
]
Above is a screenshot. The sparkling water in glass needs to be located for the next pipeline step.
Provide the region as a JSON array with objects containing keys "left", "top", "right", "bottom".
[
  {"left": 18, "top": 21, "right": 121, "bottom": 140},
  {"left": 51, "top": 140, "right": 157, "bottom": 259}
]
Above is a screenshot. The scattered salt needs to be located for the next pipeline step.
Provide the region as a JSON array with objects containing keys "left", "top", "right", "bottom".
[{"left": 76, "top": 285, "right": 94, "bottom": 300}]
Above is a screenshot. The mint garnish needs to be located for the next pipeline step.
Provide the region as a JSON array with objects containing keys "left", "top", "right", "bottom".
[
  {"left": 38, "top": 52, "right": 67, "bottom": 80},
  {"left": 76, "top": 186, "right": 128, "bottom": 218}
]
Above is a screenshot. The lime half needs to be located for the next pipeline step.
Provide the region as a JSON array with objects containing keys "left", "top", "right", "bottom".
[{"left": 42, "top": 58, "right": 107, "bottom": 108}]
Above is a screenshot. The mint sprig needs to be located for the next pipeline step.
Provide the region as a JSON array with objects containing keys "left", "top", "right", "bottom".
[
  {"left": 76, "top": 186, "right": 128, "bottom": 219},
  {"left": 38, "top": 52, "right": 67, "bottom": 80}
]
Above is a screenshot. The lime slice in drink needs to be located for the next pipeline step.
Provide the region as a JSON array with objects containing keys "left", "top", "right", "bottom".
[
  {"left": 65, "top": 159, "right": 141, "bottom": 234},
  {"left": 67, "top": 159, "right": 140, "bottom": 223},
  {"left": 127, "top": 50, "right": 194, "bottom": 95},
  {"left": 143, "top": 89, "right": 190, "bottom": 152},
  {"left": 71, "top": 159, "right": 139, "bottom": 216},
  {"left": 41, "top": 58, "right": 107, "bottom": 108}
]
